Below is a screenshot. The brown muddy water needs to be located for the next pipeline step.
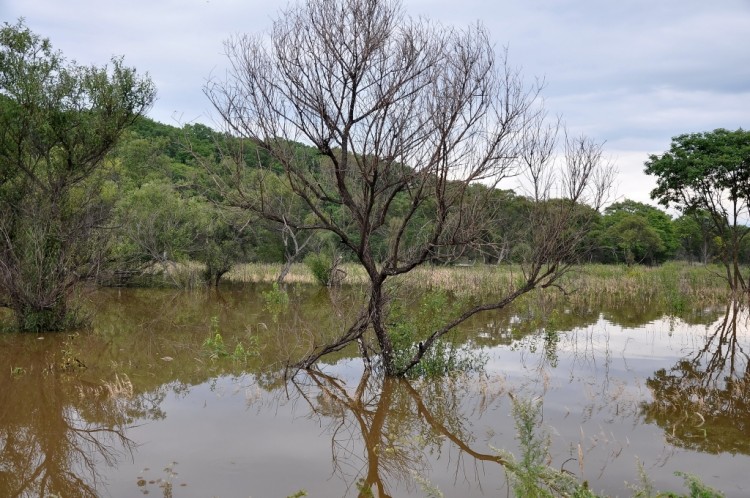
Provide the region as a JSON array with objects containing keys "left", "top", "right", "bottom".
[{"left": 1, "top": 284, "right": 749, "bottom": 497}]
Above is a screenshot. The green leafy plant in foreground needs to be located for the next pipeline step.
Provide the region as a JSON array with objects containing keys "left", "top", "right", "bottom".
[
  {"left": 498, "top": 395, "right": 725, "bottom": 498},
  {"left": 498, "top": 395, "right": 594, "bottom": 497}
]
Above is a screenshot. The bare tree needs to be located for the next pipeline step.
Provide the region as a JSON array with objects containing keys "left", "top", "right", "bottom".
[{"left": 205, "top": 0, "right": 613, "bottom": 376}]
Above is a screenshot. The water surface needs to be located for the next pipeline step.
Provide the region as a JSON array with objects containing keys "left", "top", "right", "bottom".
[{"left": 1, "top": 285, "right": 748, "bottom": 497}]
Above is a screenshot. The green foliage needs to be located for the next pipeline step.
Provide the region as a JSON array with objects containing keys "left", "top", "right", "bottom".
[
  {"left": 58, "top": 333, "right": 87, "bottom": 371},
  {"left": 285, "top": 491, "right": 308, "bottom": 498},
  {"left": 203, "top": 333, "right": 228, "bottom": 360},
  {"left": 355, "top": 478, "right": 374, "bottom": 497},
  {"left": 0, "top": 20, "right": 155, "bottom": 330},
  {"left": 388, "top": 291, "right": 486, "bottom": 378},
  {"left": 411, "top": 472, "right": 445, "bottom": 498},
  {"left": 645, "top": 129, "right": 750, "bottom": 212},
  {"left": 10, "top": 366, "right": 25, "bottom": 377},
  {"left": 645, "top": 128, "right": 750, "bottom": 290},
  {"left": 111, "top": 179, "right": 251, "bottom": 287},
  {"left": 202, "top": 316, "right": 259, "bottom": 362},
  {"left": 304, "top": 253, "right": 334, "bottom": 286},
  {"left": 673, "top": 213, "right": 716, "bottom": 264},
  {"left": 113, "top": 181, "right": 196, "bottom": 264},
  {"left": 14, "top": 302, "right": 86, "bottom": 333},
  {"left": 202, "top": 317, "right": 229, "bottom": 359},
  {"left": 262, "top": 282, "right": 289, "bottom": 314},
  {"left": 192, "top": 203, "right": 249, "bottom": 287},
  {"left": 500, "top": 396, "right": 726, "bottom": 498},
  {"left": 230, "top": 340, "right": 258, "bottom": 363},
  {"left": 671, "top": 472, "right": 724, "bottom": 498},
  {"left": 598, "top": 200, "right": 678, "bottom": 265},
  {"left": 499, "top": 395, "right": 596, "bottom": 498},
  {"left": 630, "top": 468, "right": 724, "bottom": 498}
]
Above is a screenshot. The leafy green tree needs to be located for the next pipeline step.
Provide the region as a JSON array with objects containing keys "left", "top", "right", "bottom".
[
  {"left": 645, "top": 128, "right": 750, "bottom": 291},
  {"left": 673, "top": 212, "right": 716, "bottom": 264},
  {"left": 599, "top": 200, "right": 677, "bottom": 265},
  {"left": 112, "top": 181, "right": 197, "bottom": 275},
  {"left": 0, "top": 20, "right": 155, "bottom": 331},
  {"left": 113, "top": 182, "right": 251, "bottom": 287},
  {"left": 191, "top": 203, "right": 251, "bottom": 287},
  {"left": 615, "top": 215, "right": 665, "bottom": 266}
]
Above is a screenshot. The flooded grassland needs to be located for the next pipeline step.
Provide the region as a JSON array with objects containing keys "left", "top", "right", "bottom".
[{"left": 1, "top": 277, "right": 748, "bottom": 497}]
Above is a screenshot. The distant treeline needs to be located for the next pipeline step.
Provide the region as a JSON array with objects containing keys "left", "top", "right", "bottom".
[{"left": 103, "top": 116, "right": 739, "bottom": 285}]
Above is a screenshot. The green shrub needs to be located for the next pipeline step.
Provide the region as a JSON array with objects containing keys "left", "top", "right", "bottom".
[
  {"left": 498, "top": 395, "right": 726, "bottom": 498},
  {"left": 304, "top": 253, "right": 333, "bottom": 286},
  {"left": 262, "top": 282, "right": 290, "bottom": 313},
  {"left": 388, "top": 291, "right": 486, "bottom": 378}
]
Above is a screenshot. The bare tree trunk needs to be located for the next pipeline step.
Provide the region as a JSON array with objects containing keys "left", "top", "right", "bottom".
[
  {"left": 368, "top": 278, "right": 396, "bottom": 376},
  {"left": 277, "top": 219, "right": 313, "bottom": 285}
]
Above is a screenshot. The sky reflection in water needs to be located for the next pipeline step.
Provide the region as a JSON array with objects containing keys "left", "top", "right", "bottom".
[{"left": 1, "top": 288, "right": 749, "bottom": 497}]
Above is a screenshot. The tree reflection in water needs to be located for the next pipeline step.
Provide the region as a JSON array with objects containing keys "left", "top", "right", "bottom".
[
  {"left": 643, "top": 298, "right": 750, "bottom": 454},
  {"left": 0, "top": 363, "right": 161, "bottom": 497},
  {"left": 291, "top": 369, "right": 508, "bottom": 497}
]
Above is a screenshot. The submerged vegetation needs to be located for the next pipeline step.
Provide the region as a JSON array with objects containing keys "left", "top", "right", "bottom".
[{"left": 1, "top": 285, "right": 746, "bottom": 496}]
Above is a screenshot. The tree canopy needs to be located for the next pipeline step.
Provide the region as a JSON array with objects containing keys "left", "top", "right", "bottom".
[
  {"left": 0, "top": 20, "right": 156, "bottom": 330},
  {"left": 645, "top": 128, "right": 750, "bottom": 291}
]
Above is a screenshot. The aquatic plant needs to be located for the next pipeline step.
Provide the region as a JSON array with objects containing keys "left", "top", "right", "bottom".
[
  {"left": 58, "top": 333, "right": 87, "bottom": 371},
  {"left": 262, "top": 282, "right": 290, "bottom": 314},
  {"left": 10, "top": 366, "right": 25, "bottom": 377},
  {"left": 498, "top": 395, "right": 595, "bottom": 497},
  {"left": 202, "top": 317, "right": 229, "bottom": 359},
  {"left": 498, "top": 395, "right": 726, "bottom": 498},
  {"left": 388, "top": 291, "right": 487, "bottom": 378},
  {"left": 202, "top": 316, "right": 259, "bottom": 362}
]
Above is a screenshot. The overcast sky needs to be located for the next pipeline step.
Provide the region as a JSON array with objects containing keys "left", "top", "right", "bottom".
[{"left": 3, "top": 0, "right": 749, "bottom": 205}]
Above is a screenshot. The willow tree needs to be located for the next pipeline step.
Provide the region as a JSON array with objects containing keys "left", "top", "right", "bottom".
[
  {"left": 0, "top": 21, "right": 156, "bottom": 331},
  {"left": 206, "top": 0, "right": 612, "bottom": 376}
]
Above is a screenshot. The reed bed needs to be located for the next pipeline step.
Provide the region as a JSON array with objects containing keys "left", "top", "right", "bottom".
[
  {"left": 227, "top": 261, "right": 732, "bottom": 307},
  {"left": 559, "top": 262, "right": 730, "bottom": 305},
  {"left": 226, "top": 263, "right": 369, "bottom": 285}
]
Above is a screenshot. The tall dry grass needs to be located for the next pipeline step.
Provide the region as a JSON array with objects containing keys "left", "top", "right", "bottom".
[{"left": 227, "top": 261, "right": 732, "bottom": 307}]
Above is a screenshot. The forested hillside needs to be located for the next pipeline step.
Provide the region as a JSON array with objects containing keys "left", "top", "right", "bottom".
[{"left": 105, "top": 116, "right": 743, "bottom": 286}]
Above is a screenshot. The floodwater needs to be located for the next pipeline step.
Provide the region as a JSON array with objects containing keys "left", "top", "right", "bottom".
[{"left": 1, "top": 284, "right": 749, "bottom": 497}]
